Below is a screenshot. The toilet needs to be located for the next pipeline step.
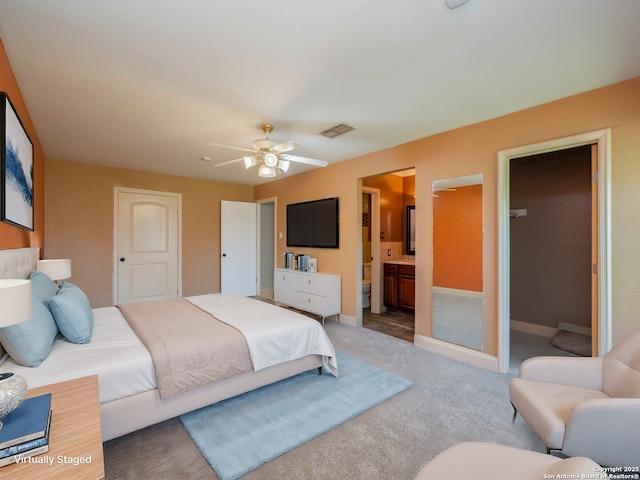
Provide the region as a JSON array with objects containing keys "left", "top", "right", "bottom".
[
  {"left": 362, "top": 280, "right": 371, "bottom": 308},
  {"left": 362, "top": 263, "right": 372, "bottom": 308}
]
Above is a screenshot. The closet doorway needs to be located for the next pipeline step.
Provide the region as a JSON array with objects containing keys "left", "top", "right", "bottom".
[{"left": 498, "top": 129, "right": 611, "bottom": 373}]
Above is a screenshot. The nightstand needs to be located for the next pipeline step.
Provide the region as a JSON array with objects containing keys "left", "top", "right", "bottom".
[{"left": 2, "top": 375, "right": 105, "bottom": 480}]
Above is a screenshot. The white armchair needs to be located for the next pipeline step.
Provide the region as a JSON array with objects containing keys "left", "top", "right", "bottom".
[{"left": 510, "top": 326, "right": 640, "bottom": 467}]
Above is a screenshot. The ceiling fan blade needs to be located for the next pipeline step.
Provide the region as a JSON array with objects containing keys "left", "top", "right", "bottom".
[
  {"left": 281, "top": 154, "right": 328, "bottom": 167},
  {"left": 208, "top": 142, "right": 258, "bottom": 154},
  {"left": 213, "top": 157, "right": 245, "bottom": 167},
  {"left": 271, "top": 140, "right": 302, "bottom": 154}
]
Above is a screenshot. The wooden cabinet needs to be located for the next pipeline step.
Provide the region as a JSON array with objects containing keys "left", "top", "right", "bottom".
[
  {"left": 274, "top": 268, "right": 341, "bottom": 323},
  {"left": 383, "top": 263, "right": 415, "bottom": 313}
]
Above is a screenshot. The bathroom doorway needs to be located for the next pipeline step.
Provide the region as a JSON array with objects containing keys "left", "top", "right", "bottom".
[
  {"left": 359, "top": 170, "right": 416, "bottom": 342},
  {"left": 362, "top": 187, "right": 381, "bottom": 314}
]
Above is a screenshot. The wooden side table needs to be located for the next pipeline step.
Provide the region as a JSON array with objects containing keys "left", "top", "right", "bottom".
[{"left": 2, "top": 375, "right": 105, "bottom": 480}]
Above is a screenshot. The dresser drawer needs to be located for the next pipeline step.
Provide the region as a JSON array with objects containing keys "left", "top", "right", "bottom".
[
  {"left": 295, "top": 274, "right": 326, "bottom": 296},
  {"left": 295, "top": 291, "right": 326, "bottom": 315}
]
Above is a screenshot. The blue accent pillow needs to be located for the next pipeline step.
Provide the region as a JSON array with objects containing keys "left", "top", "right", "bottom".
[
  {"left": 0, "top": 271, "right": 60, "bottom": 367},
  {"left": 49, "top": 282, "right": 94, "bottom": 344},
  {"left": 30, "top": 270, "right": 60, "bottom": 298}
]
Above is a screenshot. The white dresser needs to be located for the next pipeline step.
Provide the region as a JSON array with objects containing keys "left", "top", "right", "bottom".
[{"left": 274, "top": 268, "right": 341, "bottom": 323}]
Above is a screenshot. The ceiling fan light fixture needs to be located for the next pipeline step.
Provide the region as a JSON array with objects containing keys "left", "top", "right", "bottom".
[
  {"left": 446, "top": 0, "right": 470, "bottom": 8},
  {"left": 243, "top": 156, "right": 257, "bottom": 169},
  {"left": 263, "top": 152, "right": 279, "bottom": 168},
  {"left": 278, "top": 159, "right": 290, "bottom": 172},
  {"left": 258, "top": 165, "right": 277, "bottom": 177}
]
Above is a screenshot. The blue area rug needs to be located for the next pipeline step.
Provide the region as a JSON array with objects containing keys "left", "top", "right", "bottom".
[{"left": 179, "top": 351, "right": 413, "bottom": 480}]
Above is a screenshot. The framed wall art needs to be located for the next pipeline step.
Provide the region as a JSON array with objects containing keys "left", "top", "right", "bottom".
[{"left": 1, "top": 92, "right": 34, "bottom": 230}]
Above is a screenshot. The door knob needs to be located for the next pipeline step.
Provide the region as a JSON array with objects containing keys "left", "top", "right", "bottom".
[
  {"left": 222, "top": 253, "right": 227, "bottom": 257},
  {"left": 120, "top": 257, "right": 126, "bottom": 262}
]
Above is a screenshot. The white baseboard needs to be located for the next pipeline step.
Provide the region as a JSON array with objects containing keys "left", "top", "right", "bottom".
[
  {"left": 510, "top": 319, "right": 558, "bottom": 338},
  {"left": 414, "top": 334, "right": 499, "bottom": 372},
  {"left": 557, "top": 322, "right": 592, "bottom": 336},
  {"left": 432, "top": 286, "right": 483, "bottom": 299},
  {"left": 510, "top": 319, "right": 592, "bottom": 338}
]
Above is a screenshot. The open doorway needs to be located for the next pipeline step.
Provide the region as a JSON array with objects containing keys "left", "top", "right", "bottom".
[
  {"left": 257, "top": 199, "right": 276, "bottom": 300},
  {"left": 509, "top": 146, "right": 593, "bottom": 371},
  {"left": 359, "top": 169, "right": 415, "bottom": 342},
  {"left": 498, "top": 129, "right": 612, "bottom": 373}
]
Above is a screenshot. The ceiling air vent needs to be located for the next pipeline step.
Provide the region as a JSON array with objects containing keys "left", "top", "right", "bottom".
[{"left": 320, "top": 123, "right": 355, "bottom": 139}]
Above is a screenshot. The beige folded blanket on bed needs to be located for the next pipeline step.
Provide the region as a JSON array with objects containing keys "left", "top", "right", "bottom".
[{"left": 117, "top": 298, "right": 253, "bottom": 399}]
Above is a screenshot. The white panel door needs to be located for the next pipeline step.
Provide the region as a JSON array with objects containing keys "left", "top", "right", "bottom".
[
  {"left": 117, "top": 190, "right": 180, "bottom": 304},
  {"left": 221, "top": 200, "right": 257, "bottom": 296}
]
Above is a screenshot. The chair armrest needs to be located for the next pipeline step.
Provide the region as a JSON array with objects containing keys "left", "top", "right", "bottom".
[
  {"left": 563, "top": 398, "right": 640, "bottom": 467},
  {"left": 519, "top": 356, "right": 603, "bottom": 391}
]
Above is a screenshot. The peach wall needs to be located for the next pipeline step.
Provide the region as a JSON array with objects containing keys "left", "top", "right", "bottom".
[
  {"left": 255, "top": 77, "right": 640, "bottom": 354},
  {"left": 0, "top": 39, "right": 44, "bottom": 251},
  {"left": 44, "top": 159, "right": 253, "bottom": 307},
  {"left": 433, "top": 185, "right": 482, "bottom": 292}
]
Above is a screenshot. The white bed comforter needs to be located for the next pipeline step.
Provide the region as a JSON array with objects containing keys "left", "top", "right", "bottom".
[
  {"left": 0, "top": 294, "right": 337, "bottom": 404},
  {"left": 186, "top": 294, "right": 338, "bottom": 377},
  {"left": 0, "top": 306, "right": 155, "bottom": 403}
]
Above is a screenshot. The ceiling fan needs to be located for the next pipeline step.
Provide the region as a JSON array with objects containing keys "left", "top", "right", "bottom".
[{"left": 209, "top": 124, "right": 328, "bottom": 178}]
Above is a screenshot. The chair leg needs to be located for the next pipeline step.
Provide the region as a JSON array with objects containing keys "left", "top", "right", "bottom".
[
  {"left": 510, "top": 402, "right": 518, "bottom": 423},
  {"left": 549, "top": 449, "right": 568, "bottom": 459}
]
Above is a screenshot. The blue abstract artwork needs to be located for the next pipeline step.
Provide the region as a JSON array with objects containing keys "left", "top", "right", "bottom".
[{"left": 2, "top": 93, "right": 34, "bottom": 230}]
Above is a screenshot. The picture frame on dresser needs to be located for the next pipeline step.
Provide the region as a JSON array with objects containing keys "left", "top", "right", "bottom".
[{"left": 1, "top": 92, "right": 34, "bottom": 231}]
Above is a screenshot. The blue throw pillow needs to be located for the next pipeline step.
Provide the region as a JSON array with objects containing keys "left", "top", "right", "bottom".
[
  {"left": 29, "top": 270, "right": 60, "bottom": 298},
  {"left": 0, "top": 271, "right": 59, "bottom": 367},
  {"left": 49, "top": 282, "right": 94, "bottom": 344}
]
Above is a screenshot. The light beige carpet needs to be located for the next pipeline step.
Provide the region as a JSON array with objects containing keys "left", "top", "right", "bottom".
[{"left": 104, "top": 320, "right": 544, "bottom": 479}]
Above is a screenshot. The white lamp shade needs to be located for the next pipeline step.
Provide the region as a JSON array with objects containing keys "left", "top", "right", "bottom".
[
  {"left": 243, "top": 156, "right": 257, "bottom": 169},
  {"left": 37, "top": 259, "right": 72, "bottom": 281},
  {"left": 0, "top": 279, "right": 32, "bottom": 327},
  {"left": 258, "top": 165, "right": 277, "bottom": 177},
  {"left": 278, "top": 160, "right": 290, "bottom": 172}
]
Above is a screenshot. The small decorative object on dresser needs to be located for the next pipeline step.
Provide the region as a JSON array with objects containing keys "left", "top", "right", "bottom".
[{"left": 0, "top": 278, "right": 32, "bottom": 428}]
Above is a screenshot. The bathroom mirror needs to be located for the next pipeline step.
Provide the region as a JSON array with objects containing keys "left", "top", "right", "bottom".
[
  {"left": 406, "top": 206, "right": 415, "bottom": 255},
  {"left": 431, "top": 174, "right": 483, "bottom": 350}
]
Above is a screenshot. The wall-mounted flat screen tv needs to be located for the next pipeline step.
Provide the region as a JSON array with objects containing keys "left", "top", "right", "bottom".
[{"left": 286, "top": 197, "right": 339, "bottom": 248}]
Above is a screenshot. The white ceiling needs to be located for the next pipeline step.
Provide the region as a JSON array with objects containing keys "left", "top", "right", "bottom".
[{"left": 1, "top": 0, "right": 639, "bottom": 186}]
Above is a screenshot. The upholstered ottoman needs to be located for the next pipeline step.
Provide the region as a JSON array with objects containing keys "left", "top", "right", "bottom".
[{"left": 414, "top": 442, "right": 605, "bottom": 480}]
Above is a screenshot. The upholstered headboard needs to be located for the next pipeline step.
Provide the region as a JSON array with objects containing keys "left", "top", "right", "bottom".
[
  {"left": 0, "top": 247, "right": 39, "bottom": 358},
  {"left": 0, "top": 247, "right": 39, "bottom": 280}
]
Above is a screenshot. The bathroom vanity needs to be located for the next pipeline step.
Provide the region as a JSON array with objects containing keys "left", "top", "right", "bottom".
[{"left": 383, "top": 260, "right": 415, "bottom": 313}]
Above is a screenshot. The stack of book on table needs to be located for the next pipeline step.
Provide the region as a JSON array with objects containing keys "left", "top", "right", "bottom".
[{"left": 0, "top": 393, "right": 52, "bottom": 467}]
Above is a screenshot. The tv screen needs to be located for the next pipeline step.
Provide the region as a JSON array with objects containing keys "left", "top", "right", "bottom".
[{"left": 287, "top": 197, "right": 339, "bottom": 248}]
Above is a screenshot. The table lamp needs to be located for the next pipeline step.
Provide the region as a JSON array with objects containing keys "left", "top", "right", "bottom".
[
  {"left": 37, "top": 258, "right": 72, "bottom": 284},
  {"left": 0, "top": 279, "right": 31, "bottom": 429}
]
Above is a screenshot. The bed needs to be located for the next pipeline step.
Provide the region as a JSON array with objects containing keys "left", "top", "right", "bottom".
[{"left": 0, "top": 247, "right": 338, "bottom": 441}]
